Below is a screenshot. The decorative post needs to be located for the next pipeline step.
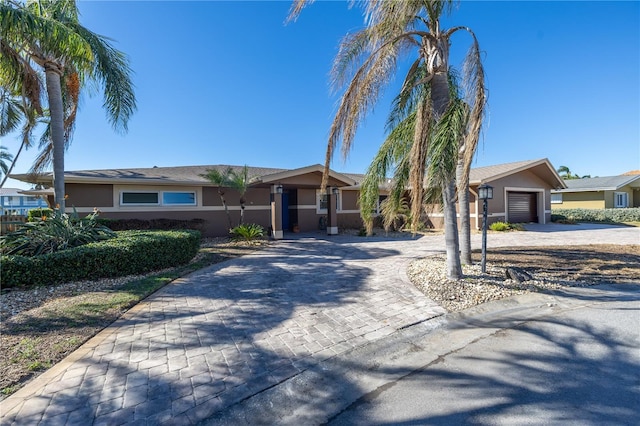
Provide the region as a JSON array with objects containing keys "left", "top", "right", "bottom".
[
  {"left": 326, "top": 187, "right": 339, "bottom": 235},
  {"left": 271, "top": 184, "right": 284, "bottom": 240},
  {"left": 478, "top": 183, "right": 494, "bottom": 273}
]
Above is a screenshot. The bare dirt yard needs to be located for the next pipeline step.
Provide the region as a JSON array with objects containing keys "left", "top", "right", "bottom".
[{"left": 409, "top": 244, "right": 640, "bottom": 312}]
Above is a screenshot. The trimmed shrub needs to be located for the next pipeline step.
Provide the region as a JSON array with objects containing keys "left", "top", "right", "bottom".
[
  {"left": 98, "top": 218, "right": 206, "bottom": 232},
  {"left": 1, "top": 230, "right": 201, "bottom": 289},
  {"left": 551, "top": 208, "right": 640, "bottom": 224},
  {"left": 230, "top": 223, "right": 265, "bottom": 241}
]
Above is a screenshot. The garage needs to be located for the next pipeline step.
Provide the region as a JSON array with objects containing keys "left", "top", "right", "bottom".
[{"left": 507, "top": 191, "right": 538, "bottom": 223}]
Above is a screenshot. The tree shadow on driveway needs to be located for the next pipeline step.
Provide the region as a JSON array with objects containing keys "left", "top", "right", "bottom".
[{"left": 1, "top": 238, "right": 413, "bottom": 425}]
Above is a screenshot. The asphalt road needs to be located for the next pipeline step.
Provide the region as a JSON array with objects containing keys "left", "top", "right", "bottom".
[{"left": 328, "top": 285, "right": 640, "bottom": 425}]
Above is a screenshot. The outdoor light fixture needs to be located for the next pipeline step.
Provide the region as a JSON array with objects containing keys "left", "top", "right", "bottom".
[
  {"left": 276, "top": 184, "right": 283, "bottom": 194},
  {"left": 332, "top": 187, "right": 339, "bottom": 196},
  {"left": 478, "top": 184, "right": 493, "bottom": 201},
  {"left": 478, "top": 183, "right": 493, "bottom": 273}
]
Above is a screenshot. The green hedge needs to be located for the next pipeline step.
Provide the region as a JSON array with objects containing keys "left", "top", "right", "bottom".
[
  {"left": 27, "top": 208, "right": 54, "bottom": 222},
  {"left": 551, "top": 208, "right": 640, "bottom": 223},
  {"left": 98, "top": 218, "right": 206, "bottom": 232},
  {"left": 1, "top": 230, "right": 201, "bottom": 289}
]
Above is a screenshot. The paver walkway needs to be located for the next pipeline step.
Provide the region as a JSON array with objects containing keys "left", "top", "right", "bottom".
[{"left": 1, "top": 223, "right": 637, "bottom": 425}]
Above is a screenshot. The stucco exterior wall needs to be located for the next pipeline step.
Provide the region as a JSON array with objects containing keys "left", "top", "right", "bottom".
[
  {"left": 556, "top": 191, "right": 605, "bottom": 209},
  {"left": 66, "top": 183, "right": 114, "bottom": 208},
  {"left": 338, "top": 212, "right": 363, "bottom": 229},
  {"left": 341, "top": 190, "right": 359, "bottom": 211},
  {"left": 484, "top": 169, "right": 551, "bottom": 225}
]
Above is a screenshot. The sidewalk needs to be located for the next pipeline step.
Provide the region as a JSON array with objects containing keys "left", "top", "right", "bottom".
[{"left": 1, "top": 223, "right": 637, "bottom": 425}]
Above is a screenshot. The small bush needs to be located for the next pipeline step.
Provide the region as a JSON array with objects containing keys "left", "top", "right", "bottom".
[
  {"left": 26, "top": 208, "right": 54, "bottom": 222},
  {"left": 489, "top": 221, "right": 522, "bottom": 232},
  {"left": 489, "top": 221, "right": 510, "bottom": 231},
  {"left": 552, "top": 208, "right": 640, "bottom": 224},
  {"left": 230, "top": 223, "right": 265, "bottom": 241},
  {"left": 1, "top": 230, "right": 201, "bottom": 288}
]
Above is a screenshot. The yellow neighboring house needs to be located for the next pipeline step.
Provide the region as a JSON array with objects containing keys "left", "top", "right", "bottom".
[{"left": 551, "top": 174, "right": 640, "bottom": 209}]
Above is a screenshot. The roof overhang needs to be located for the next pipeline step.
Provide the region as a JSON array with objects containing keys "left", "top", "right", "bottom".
[
  {"left": 470, "top": 158, "right": 566, "bottom": 189},
  {"left": 254, "top": 164, "right": 357, "bottom": 187},
  {"left": 18, "top": 188, "right": 55, "bottom": 196}
]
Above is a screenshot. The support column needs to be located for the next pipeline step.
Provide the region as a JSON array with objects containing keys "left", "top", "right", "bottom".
[
  {"left": 271, "top": 184, "right": 283, "bottom": 240},
  {"left": 327, "top": 187, "right": 338, "bottom": 235}
]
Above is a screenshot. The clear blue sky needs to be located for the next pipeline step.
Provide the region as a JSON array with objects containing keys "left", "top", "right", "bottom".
[{"left": 3, "top": 0, "right": 639, "bottom": 189}]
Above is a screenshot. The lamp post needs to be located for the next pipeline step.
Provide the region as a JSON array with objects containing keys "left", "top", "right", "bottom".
[{"left": 478, "top": 183, "right": 493, "bottom": 273}]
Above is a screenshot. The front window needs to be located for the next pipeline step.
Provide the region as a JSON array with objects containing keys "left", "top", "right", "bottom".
[
  {"left": 162, "top": 192, "right": 196, "bottom": 205},
  {"left": 551, "top": 193, "right": 563, "bottom": 204},
  {"left": 614, "top": 192, "right": 628, "bottom": 208},
  {"left": 121, "top": 192, "right": 159, "bottom": 205},
  {"left": 316, "top": 190, "right": 340, "bottom": 213}
]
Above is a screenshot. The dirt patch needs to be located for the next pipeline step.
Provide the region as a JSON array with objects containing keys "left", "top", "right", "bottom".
[
  {"left": 409, "top": 244, "right": 639, "bottom": 313},
  {"left": 487, "top": 244, "right": 640, "bottom": 284}
]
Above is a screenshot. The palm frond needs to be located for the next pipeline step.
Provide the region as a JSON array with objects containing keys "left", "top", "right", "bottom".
[{"left": 68, "top": 23, "right": 136, "bottom": 133}]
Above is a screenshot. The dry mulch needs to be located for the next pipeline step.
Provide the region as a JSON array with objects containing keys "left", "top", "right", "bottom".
[{"left": 409, "top": 244, "right": 640, "bottom": 312}]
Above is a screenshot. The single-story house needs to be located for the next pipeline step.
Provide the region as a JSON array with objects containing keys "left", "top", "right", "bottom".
[
  {"left": 551, "top": 175, "right": 640, "bottom": 209},
  {"left": 11, "top": 158, "right": 565, "bottom": 238}
]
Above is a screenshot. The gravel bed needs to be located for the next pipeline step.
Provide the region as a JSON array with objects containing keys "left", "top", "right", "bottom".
[{"left": 408, "top": 255, "right": 592, "bottom": 313}]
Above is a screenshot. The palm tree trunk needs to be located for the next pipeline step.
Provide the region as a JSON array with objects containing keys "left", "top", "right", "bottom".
[
  {"left": 218, "top": 191, "right": 232, "bottom": 230},
  {"left": 443, "top": 178, "right": 462, "bottom": 279},
  {"left": 45, "top": 64, "right": 66, "bottom": 213},
  {"left": 0, "top": 142, "right": 24, "bottom": 188},
  {"left": 457, "top": 158, "right": 472, "bottom": 265}
]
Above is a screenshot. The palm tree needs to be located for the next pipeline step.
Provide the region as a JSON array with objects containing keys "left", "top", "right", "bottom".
[
  {"left": 0, "top": 145, "right": 13, "bottom": 178},
  {"left": 0, "top": 87, "right": 46, "bottom": 188},
  {"left": 557, "top": 165, "right": 587, "bottom": 180},
  {"left": 289, "top": 1, "right": 486, "bottom": 278},
  {"left": 229, "top": 165, "right": 250, "bottom": 225},
  {"left": 202, "top": 167, "right": 234, "bottom": 230},
  {"left": 0, "top": 0, "right": 136, "bottom": 213}
]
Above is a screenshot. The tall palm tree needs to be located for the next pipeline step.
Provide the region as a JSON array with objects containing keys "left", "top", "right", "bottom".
[
  {"left": 202, "top": 167, "right": 234, "bottom": 230},
  {"left": 229, "top": 165, "right": 250, "bottom": 225},
  {"left": 0, "top": 0, "right": 136, "bottom": 213},
  {"left": 289, "top": 0, "right": 486, "bottom": 278}
]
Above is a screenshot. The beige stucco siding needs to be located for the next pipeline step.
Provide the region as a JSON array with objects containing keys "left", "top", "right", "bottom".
[
  {"left": 476, "top": 169, "right": 552, "bottom": 226},
  {"left": 66, "top": 183, "right": 114, "bottom": 208},
  {"left": 557, "top": 191, "right": 605, "bottom": 209}
]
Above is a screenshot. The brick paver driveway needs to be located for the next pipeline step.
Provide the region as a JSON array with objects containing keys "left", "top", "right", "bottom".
[
  {"left": 1, "top": 234, "right": 444, "bottom": 425},
  {"left": 1, "top": 223, "right": 637, "bottom": 425}
]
